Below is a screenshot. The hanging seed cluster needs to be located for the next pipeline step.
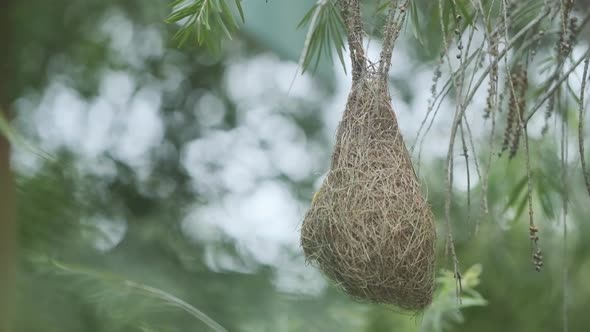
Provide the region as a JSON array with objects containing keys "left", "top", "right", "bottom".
[
  {"left": 545, "top": 1, "right": 577, "bottom": 130},
  {"left": 501, "top": 64, "right": 528, "bottom": 158},
  {"left": 301, "top": 74, "right": 436, "bottom": 310},
  {"left": 484, "top": 30, "right": 500, "bottom": 119},
  {"left": 529, "top": 225, "right": 543, "bottom": 271}
]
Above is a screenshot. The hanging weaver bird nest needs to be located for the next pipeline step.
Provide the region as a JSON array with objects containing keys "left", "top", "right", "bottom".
[
  {"left": 300, "top": 1, "right": 435, "bottom": 311},
  {"left": 300, "top": 74, "right": 436, "bottom": 310}
]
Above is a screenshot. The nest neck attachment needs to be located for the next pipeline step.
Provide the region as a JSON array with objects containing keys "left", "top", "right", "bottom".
[
  {"left": 340, "top": 0, "right": 366, "bottom": 83},
  {"left": 339, "top": 0, "right": 409, "bottom": 85},
  {"left": 377, "top": 1, "right": 409, "bottom": 78}
]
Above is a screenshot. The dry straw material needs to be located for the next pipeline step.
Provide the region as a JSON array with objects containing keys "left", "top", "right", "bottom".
[{"left": 301, "top": 74, "right": 436, "bottom": 310}]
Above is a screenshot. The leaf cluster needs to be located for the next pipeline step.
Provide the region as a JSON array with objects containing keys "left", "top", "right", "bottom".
[
  {"left": 166, "top": 0, "right": 245, "bottom": 54},
  {"left": 421, "top": 264, "right": 487, "bottom": 332},
  {"left": 297, "top": 0, "right": 347, "bottom": 73}
]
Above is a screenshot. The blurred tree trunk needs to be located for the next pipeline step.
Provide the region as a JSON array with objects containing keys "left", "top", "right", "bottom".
[{"left": 0, "top": 0, "right": 16, "bottom": 331}]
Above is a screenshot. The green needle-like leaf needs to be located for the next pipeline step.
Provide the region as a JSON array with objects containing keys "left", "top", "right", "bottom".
[
  {"left": 298, "top": 0, "right": 346, "bottom": 73},
  {"left": 166, "top": 0, "right": 245, "bottom": 52}
]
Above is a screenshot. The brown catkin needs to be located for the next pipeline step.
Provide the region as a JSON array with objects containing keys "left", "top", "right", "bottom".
[
  {"left": 501, "top": 72, "right": 517, "bottom": 154},
  {"left": 484, "top": 31, "right": 500, "bottom": 119},
  {"left": 510, "top": 65, "right": 528, "bottom": 158}
]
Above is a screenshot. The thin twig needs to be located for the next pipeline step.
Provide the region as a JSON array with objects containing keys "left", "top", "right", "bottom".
[
  {"left": 523, "top": 121, "right": 539, "bottom": 269},
  {"left": 459, "top": 123, "right": 472, "bottom": 229},
  {"left": 560, "top": 86, "right": 569, "bottom": 332},
  {"left": 480, "top": 90, "right": 499, "bottom": 220},
  {"left": 411, "top": 59, "right": 444, "bottom": 156},
  {"left": 463, "top": 118, "right": 483, "bottom": 185},
  {"left": 416, "top": 77, "right": 452, "bottom": 172},
  {"left": 463, "top": 115, "right": 484, "bottom": 234},
  {"left": 411, "top": 49, "right": 481, "bottom": 156},
  {"left": 579, "top": 52, "right": 590, "bottom": 196},
  {"left": 437, "top": 0, "right": 463, "bottom": 303},
  {"left": 526, "top": 48, "right": 590, "bottom": 123},
  {"left": 461, "top": 10, "right": 549, "bottom": 113},
  {"left": 49, "top": 260, "right": 229, "bottom": 332}
]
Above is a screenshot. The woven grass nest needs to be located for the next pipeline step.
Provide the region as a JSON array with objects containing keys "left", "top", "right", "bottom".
[{"left": 301, "top": 74, "right": 436, "bottom": 311}]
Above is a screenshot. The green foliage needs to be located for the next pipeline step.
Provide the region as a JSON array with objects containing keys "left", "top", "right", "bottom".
[
  {"left": 165, "top": 0, "right": 349, "bottom": 73},
  {"left": 35, "top": 257, "right": 229, "bottom": 332},
  {"left": 297, "top": 0, "right": 346, "bottom": 73},
  {"left": 7, "top": 0, "right": 590, "bottom": 332},
  {"left": 166, "top": 0, "right": 245, "bottom": 54},
  {"left": 0, "top": 110, "right": 14, "bottom": 143},
  {"left": 496, "top": 141, "right": 568, "bottom": 226},
  {"left": 0, "top": 111, "right": 52, "bottom": 161},
  {"left": 421, "top": 265, "right": 487, "bottom": 332}
]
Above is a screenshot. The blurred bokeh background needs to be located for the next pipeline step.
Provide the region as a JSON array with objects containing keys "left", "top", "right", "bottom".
[{"left": 2, "top": 0, "right": 590, "bottom": 331}]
